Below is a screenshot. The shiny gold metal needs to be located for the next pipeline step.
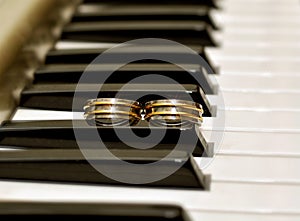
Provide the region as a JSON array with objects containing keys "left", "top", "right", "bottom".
[
  {"left": 84, "top": 98, "right": 203, "bottom": 127},
  {"left": 145, "top": 100, "right": 203, "bottom": 113},
  {"left": 84, "top": 98, "right": 141, "bottom": 126},
  {"left": 144, "top": 99, "right": 203, "bottom": 127},
  {"left": 84, "top": 98, "right": 141, "bottom": 110}
]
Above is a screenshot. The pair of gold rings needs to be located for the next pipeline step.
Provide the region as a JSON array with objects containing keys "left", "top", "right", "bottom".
[{"left": 84, "top": 98, "right": 203, "bottom": 127}]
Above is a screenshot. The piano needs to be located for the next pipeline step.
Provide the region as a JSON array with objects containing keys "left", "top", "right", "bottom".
[{"left": 0, "top": 0, "right": 300, "bottom": 220}]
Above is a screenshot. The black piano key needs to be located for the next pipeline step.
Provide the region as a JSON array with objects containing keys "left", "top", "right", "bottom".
[
  {"left": 73, "top": 5, "right": 219, "bottom": 30},
  {"left": 44, "top": 47, "right": 218, "bottom": 74},
  {"left": 61, "top": 21, "right": 217, "bottom": 47},
  {"left": 0, "top": 149, "right": 210, "bottom": 190},
  {"left": 20, "top": 84, "right": 214, "bottom": 117},
  {"left": 0, "top": 202, "right": 192, "bottom": 221},
  {"left": 45, "top": 47, "right": 212, "bottom": 66},
  {"left": 0, "top": 120, "right": 213, "bottom": 157},
  {"left": 34, "top": 64, "right": 217, "bottom": 95},
  {"left": 83, "top": 0, "right": 219, "bottom": 8}
]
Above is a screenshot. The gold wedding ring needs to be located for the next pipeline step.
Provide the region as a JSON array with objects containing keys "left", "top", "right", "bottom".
[
  {"left": 84, "top": 98, "right": 142, "bottom": 126},
  {"left": 144, "top": 99, "right": 203, "bottom": 127}
]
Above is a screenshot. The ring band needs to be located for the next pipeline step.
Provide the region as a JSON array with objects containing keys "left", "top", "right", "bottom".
[
  {"left": 84, "top": 98, "right": 142, "bottom": 126},
  {"left": 144, "top": 99, "right": 203, "bottom": 126},
  {"left": 145, "top": 99, "right": 203, "bottom": 113}
]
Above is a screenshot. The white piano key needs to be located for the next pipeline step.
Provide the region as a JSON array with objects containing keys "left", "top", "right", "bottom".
[
  {"left": 219, "top": 33, "right": 300, "bottom": 43},
  {"left": 223, "top": 4, "right": 300, "bottom": 12},
  {"left": 225, "top": 0, "right": 297, "bottom": 3},
  {"left": 202, "top": 130, "right": 300, "bottom": 155},
  {"left": 212, "top": 14, "right": 300, "bottom": 31},
  {"left": 220, "top": 71, "right": 300, "bottom": 77},
  {"left": 220, "top": 42, "right": 300, "bottom": 50},
  {"left": 222, "top": 24, "right": 300, "bottom": 35},
  {"left": 205, "top": 182, "right": 300, "bottom": 212},
  {"left": 0, "top": 181, "right": 299, "bottom": 214},
  {"left": 12, "top": 108, "right": 79, "bottom": 121},
  {"left": 55, "top": 41, "right": 117, "bottom": 50},
  {"left": 190, "top": 211, "right": 300, "bottom": 221},
  {"left": 206, "top": 48, "right": 300, "bottom": 63},
  {"left": 222, "top": 9, "right": 300, "bottom": 15},
  {"left": 201, "top": 154, "right": 300, "bottom": 182},
  {"left": 217, "top": 59, "right": 300, "bottom": 74},
  {"left": 212, "top": 111, "right": 300, "bottom": 124},
  {"left": 221, "top": 15, "right": 300, "bottom": 24},
  {"left": 203, "top": 110, "right": 300, "bottom": 131},
  {"left": 215, "top": 75, "right": 300, "bottom": 90},
  {"left": 214, "top": 90, "right": 300, "bottom": 110},
  {"left": 206, "top": 46, "right": 300, "bottom": 59}
]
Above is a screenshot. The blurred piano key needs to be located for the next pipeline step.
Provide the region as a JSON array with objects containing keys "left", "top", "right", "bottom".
[
  {"left": 0, "top": 149, "right": 209, "bottom": 190},
  {"left": 73, "top": 4, "right": 218, "bottom": 29},
  {"left": 0, "top": 120, "right": 212, "bottom": 157},
  {"left": 61, "top": 21, "right": 217, "bottom": 46},
  {"left": 0, "top": 202, "right": 192, "bottom": 221}
]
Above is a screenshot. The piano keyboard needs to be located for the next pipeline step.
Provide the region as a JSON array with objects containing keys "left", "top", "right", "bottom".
[{"left": 0, "top": 0, "right": 300, "bottom": 220}]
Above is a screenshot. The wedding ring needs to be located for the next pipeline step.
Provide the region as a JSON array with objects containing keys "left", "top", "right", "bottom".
[
  {"left": 144, "top": 99, "right": 203, "bottom": 127},
  {"left": 84, "top": 98, "right": 141, "bottom": 126}
]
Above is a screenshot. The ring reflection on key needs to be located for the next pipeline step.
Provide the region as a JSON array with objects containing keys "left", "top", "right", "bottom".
[
  {"left": 144, "top": 99, "right": 203, "bottom": 127},
  {"left": 84, "top": 98, "right": 142, "bottom": 126}
]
